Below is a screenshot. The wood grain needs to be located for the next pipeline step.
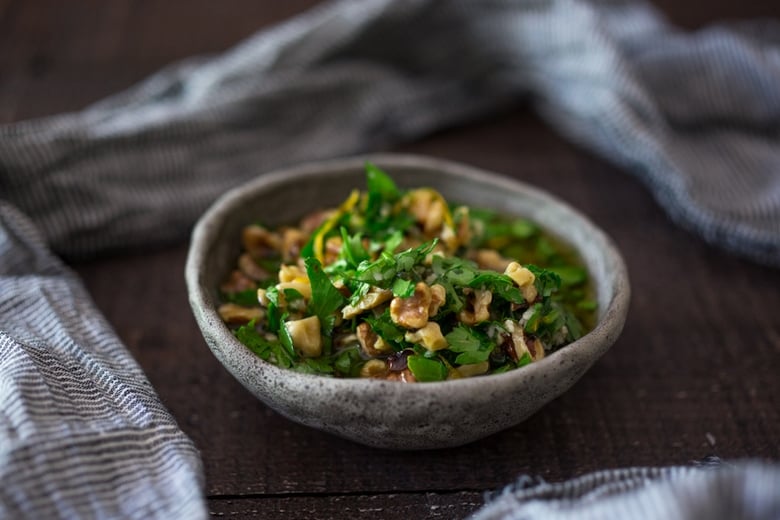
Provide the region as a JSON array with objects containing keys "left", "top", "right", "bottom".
[{"left": 2, "top": 1, "right": 780, "bottom": 518}]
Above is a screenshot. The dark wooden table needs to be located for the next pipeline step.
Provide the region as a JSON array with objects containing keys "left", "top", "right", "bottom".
[{"left": 2, "top": 1, "right": 779, "bottom": 518}]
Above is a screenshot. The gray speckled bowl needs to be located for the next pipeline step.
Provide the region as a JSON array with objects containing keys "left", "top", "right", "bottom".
[{"left": 185, "top": 154, "right": 630, "bottom": 449}]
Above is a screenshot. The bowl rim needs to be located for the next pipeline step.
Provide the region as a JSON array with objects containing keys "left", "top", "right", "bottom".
[{"left": 186, "top": 153, "right": 630, "bottom": 395}]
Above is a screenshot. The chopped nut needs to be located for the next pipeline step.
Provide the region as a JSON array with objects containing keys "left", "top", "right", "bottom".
[
  {"left": 428, "top": 284, "right": 446, "bottom": 317},
  {"left": 277, "top": 264, "right": 312, "bottom": 300},
  {"left": 360, "top": 359, "right": 389, "bottom": 378},
  {"left": 238, "top": 253, "right": 270, "bottom": 281},
  {"left": 277, "top": 280, "right": 312, "bottom": 301},
  {"left": 454, "top": 206, "right": 472, "bottom": 248},
  {"left": 342, "top": 287, "right": 393, "bottom": 319},
  {"left": 474, "top": 249, "right": 511, "bottom": 272},
  {"left": 356, "top": 322, "right": 392, "bottom": 357},
  {"left": 220, "top": 269, "right": 256, "bottom": 294},
  {"left": 285, "top": 316, "right": 322, "bottom": 357},
  {"left": 278, "top": 264, "right": 307, "bottom": 283},
  {"left": 218, "top": 303, "right": 263, "bottom": 325},
  {"left": 324, "top": 236, "right": 343, "bottom": 266},
  {"left": 527, "top": 337, "right": 546, "bottom": 361},
  {"left": 455, "top": 361, "right": 490, "bottom": 378},
  {"left": 407, "top": 189, "right": 446, "bottom": 235},
  {"left": 505, "top": 319, "right": 545, "bottom": 362},
  {"left": 404, "top": 322, "right": 448, "bottom": 351},
  {"left": 390, "top": 282, "right": 432, "bottom": 329},
  {"left": 504, "top": 262, "right": 538, "bottom": 303},
  {"left": 458, "top": 289, "right": 492, "bottom": 325},
  {"left": 242, "top": 225, "right": 281, "bottom": 258},
  {"left": 281, "top": 227, "right": 306, "bottom": 262}
]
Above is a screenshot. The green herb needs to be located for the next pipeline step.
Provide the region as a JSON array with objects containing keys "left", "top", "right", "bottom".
[
  {"left": 305, "top": 257, "right": 347, "bottom": 338},
  {"left": 469, "top": 272, "right": 525, "bottom": 305},
  {"left": 407, "top": 355, "right": 448, "bottom": 382},
  {"left": 445, "top": 325, "right": 495, "bottom": 365},
  {"left": 222, "top": 288, "right": 259, "bottom": 307},
  {"left": 391, "top": 277, "right": 415, "bottom": 298},
  {"left": 234, "top": 320, "right": 272, "bottom": 360},
  {"left": 278, "top": 314, "right": 297, "bottom": 360}
]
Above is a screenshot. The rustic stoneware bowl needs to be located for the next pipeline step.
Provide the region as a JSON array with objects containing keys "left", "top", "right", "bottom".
[{"left": 186, "top": 154, "right": 630, "bottom": 450}]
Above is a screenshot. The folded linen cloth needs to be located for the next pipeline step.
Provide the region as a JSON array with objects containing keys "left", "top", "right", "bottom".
[
  {"left": 0, "top": 202, "right": 206, "bottom": 519},
  {"left": 473, "top": 460, "right": 780, "bottom": 520},
  {"left": 1, "top": 0, "right": 779, "bottom": 265},
  {"left": 1, "top": 0, "right": 780, "bottom": 518}
]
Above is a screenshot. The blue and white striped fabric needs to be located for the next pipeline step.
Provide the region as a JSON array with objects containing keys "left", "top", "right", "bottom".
[{"left": 1, "top": 0, "right": 779, "bottom": 518}]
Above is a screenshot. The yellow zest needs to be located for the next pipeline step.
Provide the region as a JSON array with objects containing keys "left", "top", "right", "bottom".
[{"left": 313, "top": 189, "right": 360, "bottom": 264}]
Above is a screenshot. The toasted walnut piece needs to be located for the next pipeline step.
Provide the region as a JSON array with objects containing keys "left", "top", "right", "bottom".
[
  {"left": 527, "top": 337, "right": 546, "bottom": 361},
  {"left": 440, "top": 224, "right": 458, "bottom": 252},
  {"left": 278, "top": 264, "right": 307, "bottom": 284},
  {"left": 428, "top": 284, "right": 447, "bottom": 317},
  {"left": 504, "top": 262, "right": 538, "bottom": 303},
  {"left": 454, "top": 206, "right": 472, "bottom": 247},
  {"left": 356, "top": 322, "right": 392, "bottom": 357},
  {"left": 281, "top": 227, "right": 306, "bottom": 262},
  {"left": 407, "top": 189, "right": 447, "bottom": 235},
  {"left": 360, "top": 359, "right": 389, "bottom": 378},
  {"left": 390, "top": 282, "right": 432, "bottom": 329},
  {"left": 285, "top": 316, "right": 322, "bottom": 357},
  {"left": 474, "top": 249, "right": 512, "bottom": 272},
  {"left": 277, "top": 280, "right": 312, "bottom": 301},
  {"left": 342, "top": 287, "right": 393, "bottom": 319},
  {"left": 404, "top": 322, "right": 448, "bottom": 351},
  {"left": 238, "top": 253, "right": 270, "bottom": 281},
  {"left": 218, "top": 303, "right": 264, "bottom": 325},
  {"left": 455, "top": 361, "right": 490, "bottom": 378},
  {"left": 220, "top": 270, "right": 256, "bottom": 294},
  {"left": 242, "top": 225, "right": 282, "bottom": 258},
  {"left": 385, "top": 368, "right": 416, "bottom": 383},
  {"left": 504, "top": 319, "right": 544, "bottom": 362},
  {"left": 458, "top": 289, "right": 492, "bottom": 325},
  {"left": 324, "top": 236, "right": 343, "bottom": 266}
]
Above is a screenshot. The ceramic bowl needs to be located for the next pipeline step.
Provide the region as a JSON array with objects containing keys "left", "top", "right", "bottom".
[{"left": 185, "top": 154, "right": 630, "bottom": 449}]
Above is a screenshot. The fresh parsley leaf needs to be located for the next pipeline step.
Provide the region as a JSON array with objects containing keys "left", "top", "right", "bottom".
[
  {"left": 339, "top": 227, "right": 370, "bottom": 268},
  {"left": 222, "top": 288, "right": 259, "bottom": 307},
  {"left": 366, "top": 163, "right": 401, "bottom": 203},
  {"left": 234, "top": 320, "right": 272, "bottom": 360},
  {"left": 391, "top": 277, "right": 415, "bottom": 298},
  {"left": 445, "top": 325, "right": 495, "bottom": 365},
  {"left": 526, "top": 264, "right": 561, "bottom": 298},
  {"left": 364, "top": 309, "right": 406, "bottom": 349},
  {"left": 407, "top": 355, "right": 448, "bottom": 382},
  {"left": 305, "top": 257, "right": 347, "bottom": 338},
  {"left": 334, "top": 347, "right": 363, "bottom": 377},
  {"left": 296, "top": 357, "right": 335, "bottom": 375},
  {"left": 468, "top": 272, "right": 525, "bottom": 305},
  {"left": 264, "top": 286, "right": 282, "bottom": 332},
  {"left": 517, "top": 352, "right": 532, "bottom": 367},
  {"left": 278, "top": 314, "right": 297, "bottom": 359}
]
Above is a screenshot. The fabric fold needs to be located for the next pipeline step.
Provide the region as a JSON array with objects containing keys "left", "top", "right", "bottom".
[{"left": 0, "top": 202, "right": 206, "bottom": 519}]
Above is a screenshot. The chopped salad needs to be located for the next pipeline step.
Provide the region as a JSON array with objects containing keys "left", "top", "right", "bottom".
[{"left": 218, "top": 164, "right": 596, "bottom": 382}]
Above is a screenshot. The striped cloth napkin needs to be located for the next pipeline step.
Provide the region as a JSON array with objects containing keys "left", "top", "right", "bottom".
[{"left": 1, "top": 0, "right": 779, "bottom": 518}]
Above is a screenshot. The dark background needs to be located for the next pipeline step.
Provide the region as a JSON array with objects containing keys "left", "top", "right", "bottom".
[{"left": 2, "top": 1, "right": 779, "bottom": 518}]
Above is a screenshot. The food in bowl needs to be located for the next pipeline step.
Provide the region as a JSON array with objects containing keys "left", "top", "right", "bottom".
[{"left": 217, "top": 164, "right": 596, "bottom": 382}]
